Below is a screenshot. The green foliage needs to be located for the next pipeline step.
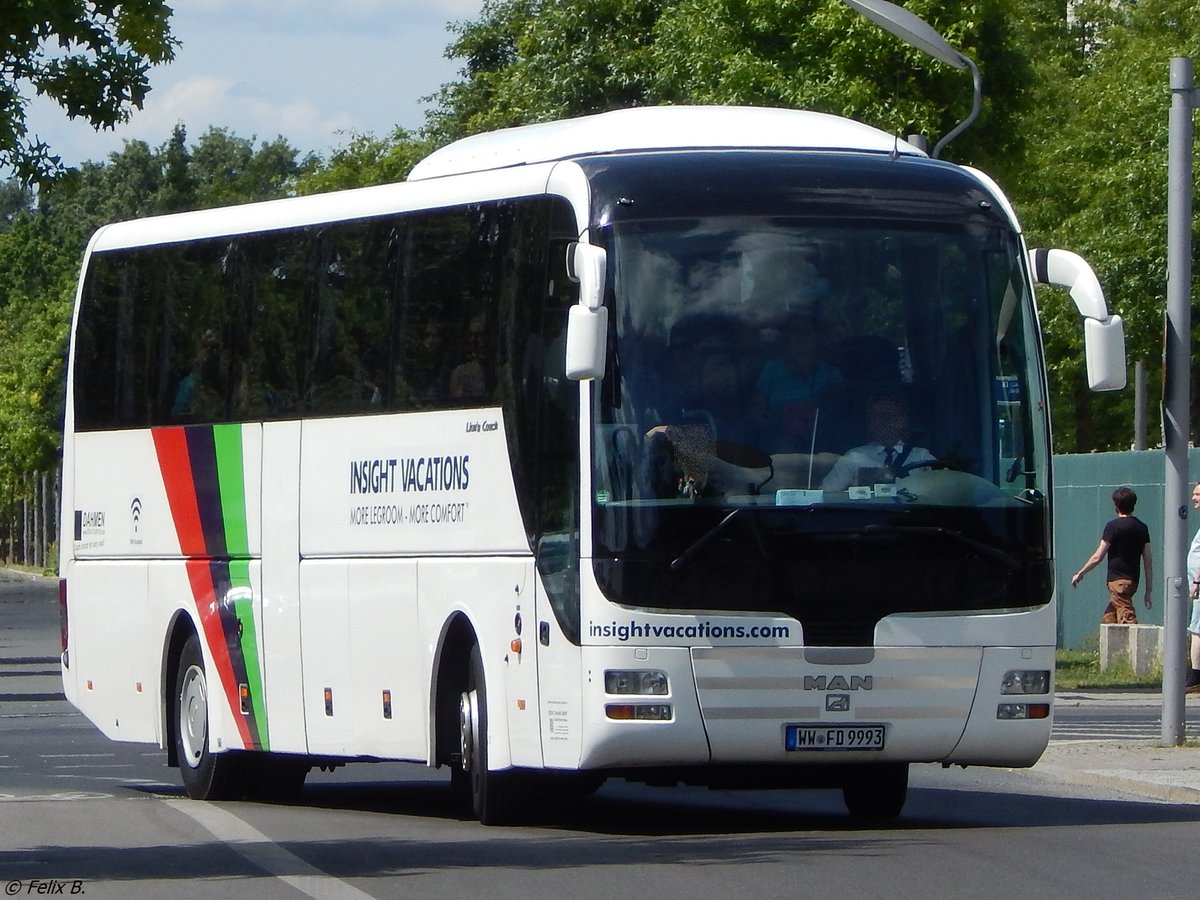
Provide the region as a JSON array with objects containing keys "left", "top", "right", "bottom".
[
  {"left": 1013, "top": 0, "right": 1200, "bottom": 451},
  {"left": 0, "top": 1, "right": 177, "bottom": 185},
  {"left": 426, "top": 0, "right": 665, "bottom": 142},
  {"left": 294, "top": 128, "right": 432, "bottom": 194},
  {"left": 654, "top": 0, "right": 1030, "bottom": 168},
  {"left": 0, "top": 213, "right": 74, "bottom": 483},
  {"left": 0, "top": 126, "right": 310, "bottom": 493},
  {"left": 427, "top": 0, "right": 1033, "bottom": 171}
]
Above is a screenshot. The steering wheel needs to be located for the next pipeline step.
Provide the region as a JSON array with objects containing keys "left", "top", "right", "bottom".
[{"left": 894, "top": 457, "right": 963, "bottom": 478}]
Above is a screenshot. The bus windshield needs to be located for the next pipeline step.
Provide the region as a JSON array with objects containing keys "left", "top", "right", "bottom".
[{"left": 591, "top": 204, "right": 1051, "bottom": 641}]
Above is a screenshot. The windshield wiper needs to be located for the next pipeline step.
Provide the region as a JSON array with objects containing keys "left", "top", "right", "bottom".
[
  {"left": 670, "top": 507, "right": 770, "bottom": 573},
  {"left": 860, "top": 523, "right": 1024, "bottom": 573}
]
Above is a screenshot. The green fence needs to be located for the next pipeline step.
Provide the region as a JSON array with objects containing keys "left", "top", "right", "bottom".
[{"left": 1053, "top": 449, "right": 1200, "bottom": 649}]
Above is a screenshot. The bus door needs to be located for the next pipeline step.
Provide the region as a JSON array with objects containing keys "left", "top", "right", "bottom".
[{"left": 533, "top": 542, "right": 584, "bottom": 769}]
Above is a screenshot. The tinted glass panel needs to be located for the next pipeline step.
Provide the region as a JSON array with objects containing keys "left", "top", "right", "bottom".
[
  {"left": 580, "top": 153, "right": 1051, "bottom": 642},
  {"left": 75, "top": 199, "right": 570, "bottom": 428}
]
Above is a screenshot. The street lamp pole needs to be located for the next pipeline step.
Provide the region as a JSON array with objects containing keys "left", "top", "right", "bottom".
[
  {"left": 840, "top": 0, "right": 980, "bottom": 159},
  {"left": 1162, "top": 57, "right": 1196, "bottom": 746}
]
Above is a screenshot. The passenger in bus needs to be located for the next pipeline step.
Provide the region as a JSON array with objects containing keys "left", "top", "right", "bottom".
[
  {"left": 820, "top": 391, "right": 935, "bottom": 492},
  {"left": 751, "top": 314, "right": 842, "bottom": 453},
  {"left": 643, "top": 325, "right": 760, "bottom": 497},
  {"left": 448, "top": 315, "right": 488, "bottom": 400},
  {"left": 170, "top": 328, "right": 223, "bottom": 422}
]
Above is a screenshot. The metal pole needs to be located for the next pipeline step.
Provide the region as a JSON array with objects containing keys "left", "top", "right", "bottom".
[
  {"left": 1134, "top": 360, "right": 1147, "bottom": 450},
  {"left": 1161, "top": 57, "right": 1195, "bottom": 746}
]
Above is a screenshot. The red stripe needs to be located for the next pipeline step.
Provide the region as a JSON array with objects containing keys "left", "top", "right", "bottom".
[
  {"left": 186, "top": 560, "right": 253, "bottom": 748},
  {"left": 156, "top": 427, "right": 252, "bottom": 750},
  {"left": 152, "top": 428, "right": 207, "bottom": 555}
]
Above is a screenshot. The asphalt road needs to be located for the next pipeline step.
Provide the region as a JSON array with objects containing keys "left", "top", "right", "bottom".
[{"left": 4, "top": 570, "right": 1200, "bottom": 900}]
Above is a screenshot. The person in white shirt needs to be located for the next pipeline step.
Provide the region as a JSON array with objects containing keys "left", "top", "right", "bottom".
[
  {"left": 1185, "top": 482, "right": 1200, "bottom": 693},
  {"left": 821, "top": 392, "right": 935, "bottom": 492}
]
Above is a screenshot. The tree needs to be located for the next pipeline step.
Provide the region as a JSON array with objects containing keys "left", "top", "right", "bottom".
[
  {"left": 1, "top": 1, "right": 177, "bottom": 184},
  {"left": 1013, "top": 0, "right": 1200, "bottom": 451},
  {"left": 654, "top": 0, "right": 1030, "bottom": 170},
  {"left": 295, "top": 128, "right": 434, "bottom": 194},
  {"left": 0, "top": 179, "right": 32, "bottom": 231},
  {"left": 187, "top": 128, "right": 317, "bottom": 209},
  {"left": 0, "top": 125, "right": 311, "bottom": 505},
  {"left": 0, "top": 212, "right": 75, "bottom": 485},
  {"left": 428, "top": 0, "right": 1034, "bottom": 172}
]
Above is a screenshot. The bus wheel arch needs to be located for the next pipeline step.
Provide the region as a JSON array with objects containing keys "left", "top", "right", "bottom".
[
  {"left": 431, "top": 613, "right": 523, "bottom": 824},
  {"left": 431, "top": 613, "right": 475, "bottom": 773},
  {"left": 162, "top": 611, "right": 198, "bottom": 768},
  {"left": 460, "top": 642, "right": 523, "bottom": 823}
]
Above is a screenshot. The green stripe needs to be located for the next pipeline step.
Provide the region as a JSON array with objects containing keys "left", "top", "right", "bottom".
[
  {"left": 213, "top": 424, "right": 250, "bottom": 557},
  {"left": 230, "top": 558, "right": 269, "bottom": 750}
]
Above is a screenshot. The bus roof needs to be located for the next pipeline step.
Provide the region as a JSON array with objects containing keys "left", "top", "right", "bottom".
[{"left": 407, "top": 106, "right": 925, "bottom": 181}]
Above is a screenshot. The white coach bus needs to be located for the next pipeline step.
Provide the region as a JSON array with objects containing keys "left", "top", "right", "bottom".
[{"left": 58, "top": 105, "right": 1125, "bottom": 823}]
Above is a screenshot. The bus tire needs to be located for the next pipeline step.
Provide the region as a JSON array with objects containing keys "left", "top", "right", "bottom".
[
  {"left": 842, "top": 763, "right": 908, "bottom": 819},
  {"left": 459, "top": 644, "right": 522, "bottom": 824},
  {"left": 174, "top": 632, "right": 250, "bottom": 800}
]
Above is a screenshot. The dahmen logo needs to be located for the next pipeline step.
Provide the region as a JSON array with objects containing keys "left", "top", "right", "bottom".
[{"left": 803, "top": 675, "right": 873, "bottom": 691}]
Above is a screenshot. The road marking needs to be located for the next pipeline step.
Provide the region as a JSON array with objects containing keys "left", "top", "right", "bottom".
[
  {"left": 0, "top": 712, "right": 82, "bottom": 719},
  {"left": 41, "top": 753, "right": 115, "bottom": 759},
  {"left": 164, "top": 799, "right": 378, "bottom": 900},
  {"left": 51, "top": 775, "right": 172, "bottom": 785},
  {"left": 0, "top": 791, "right": 112, "bottom": 802},
  {"left": 51, "top": 764, "right": 135, "bottom": 770}
]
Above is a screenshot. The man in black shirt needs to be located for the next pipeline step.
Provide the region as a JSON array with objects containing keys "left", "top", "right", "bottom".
[{"left": 1071, "top": 486, "right": 1154, "bottom": 624}]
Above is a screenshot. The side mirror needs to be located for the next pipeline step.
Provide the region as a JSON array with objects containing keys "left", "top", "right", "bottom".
[
  {"left": 565, "top": 304, "right": 609, "bottom": 380},
  {"left": 1084, "top": 315, "right": 1127, "bottom": 392},
  {"left": 565, "top": 242, "right": 608, "bottom": 380},
  {"left": 1029, "top": 248, "right": 1127, "bottom": 392}
]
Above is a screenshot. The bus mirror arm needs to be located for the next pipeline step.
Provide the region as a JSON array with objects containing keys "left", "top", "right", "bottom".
[
  {"left": 567, "top": 242, "right": 607, "bottom": 309},
  {"left": 1029, "top": 247, "right": 1127, "bottom": 392},
  {"left": 565, "top": 243, "right": 609, "bottom": 380}
]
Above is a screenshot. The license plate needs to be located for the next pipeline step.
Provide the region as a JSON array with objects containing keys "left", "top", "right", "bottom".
[{"left": 785, "top": 724, "right": 885, "bottom": 751}]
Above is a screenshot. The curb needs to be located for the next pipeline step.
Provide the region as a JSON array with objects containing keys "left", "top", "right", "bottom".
[{"left": 1039, "top": 765, "right": 1200, "bottom": 804}]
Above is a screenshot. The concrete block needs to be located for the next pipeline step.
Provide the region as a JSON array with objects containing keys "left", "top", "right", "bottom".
[
  {"left": 1129, "top": 624, "right": 1162, "bottom": 675},
  {"left": 1099, "top": 624, "right": 1128, "bottom": 671},
  {"left": 1100, "top": 623, "right": 1162, "bottom": 675}
]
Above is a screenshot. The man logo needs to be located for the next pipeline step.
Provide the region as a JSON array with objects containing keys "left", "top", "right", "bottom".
[
  {"left": 803, "top": 675, "right": 873, "bottom": 691},
  {"left": 130, "top": 497, "right": 142, "bottom": 534}
]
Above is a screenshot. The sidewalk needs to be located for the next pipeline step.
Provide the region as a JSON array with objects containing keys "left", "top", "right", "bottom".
[{"left": 1036, "top": 691, "right": 1200, "bottom": 804}]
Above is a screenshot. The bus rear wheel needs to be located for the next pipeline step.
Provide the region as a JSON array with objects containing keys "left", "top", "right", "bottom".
[
  {"left": 842, "top": 763, "right": 909, "bottom": 819},
  {"left": 459, "top": 644, "right": 523, "bottom": 824},
  {"left": 174, "top": 633, "right": 249, "bottom": 800}
]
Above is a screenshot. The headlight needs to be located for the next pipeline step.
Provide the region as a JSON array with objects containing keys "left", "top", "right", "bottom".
[
  {"left": 1000, "top": 669, "right": 1050, "bottom": 695},
  {"left": 605, "top": 670, "right": 669, "bottom": 695}
]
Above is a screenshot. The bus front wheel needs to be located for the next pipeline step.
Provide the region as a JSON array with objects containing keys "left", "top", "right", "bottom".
[
  {"left": 174, "top": 633, "right": 249, "bottom": 800},
  {"left": 842, "top": 763, "right": 909, "bottom": 819},
  {"left": 459, "top": 644, "right": 522, "bottom": 824}
]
